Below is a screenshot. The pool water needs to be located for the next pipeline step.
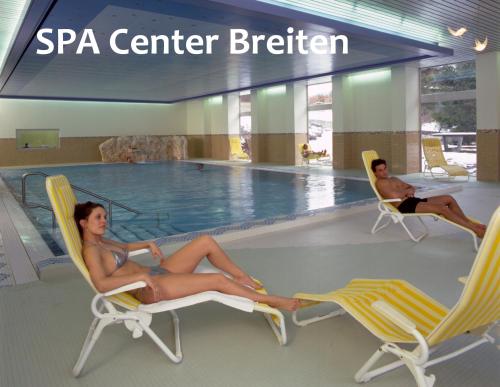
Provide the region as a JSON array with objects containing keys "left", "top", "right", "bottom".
[{"left": 1, "top": 162, "right": 374, "bottom": 254}]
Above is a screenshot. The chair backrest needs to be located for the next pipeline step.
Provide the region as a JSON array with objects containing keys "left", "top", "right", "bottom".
[
  {"left": 362, "top": 150, "right": 400, "bottom": 212},
  {"left": 426, "top": 206, "right": 500, "bottom": 346},
  {"left": 229, "top": 136, "right": 246, "bottom": 158},
  {"left": 361, "top": 150, "right": 385, "bottom": 201},
  {"left": 46, "top": 175, "right": 140, "bottom": 309},
  {"left": 422, "top": 137, "right": 448, "bottom": 168}
]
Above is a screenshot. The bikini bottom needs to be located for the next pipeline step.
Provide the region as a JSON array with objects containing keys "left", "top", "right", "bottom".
[{"left": 149, "top": 265, "right": 170, "bottom": 276}]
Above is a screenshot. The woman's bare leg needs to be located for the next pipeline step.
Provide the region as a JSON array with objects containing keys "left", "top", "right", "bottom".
[
  {"left": 160, "top": 235, "right": 261, "bottom": 288},
  {"left": 139, "top": 273, "right": 298, "bottom": 311}
]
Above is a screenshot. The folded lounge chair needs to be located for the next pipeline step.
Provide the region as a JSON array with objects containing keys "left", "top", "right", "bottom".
[
  {"left": 46, "top": 174, "right": 286, "bottom": 376},
  {"left": 422, "top": 137, "right": 469, "bottom": 180},
  {"left": 292, "top": 206, "right": 500, "bottom": 387},
  {"left": 362, "top": 150, "right": 479, "bottom": 250},
  {"left": 229, "top": 136, "right": 250, "bottom": 160}
]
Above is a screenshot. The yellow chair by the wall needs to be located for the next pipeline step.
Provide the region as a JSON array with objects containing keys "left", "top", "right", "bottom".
[
  {"left": 422, "top": 137, "right": 469, "bottom": 180},
  {"left": 229, "top": 136, "right": 249, "bottom": 160},
  {"left": 293, "top": 206, "right": 500, "bottom": 387},
  {"left": 298, "top": 143, "right": 329, "bottom": 165}
]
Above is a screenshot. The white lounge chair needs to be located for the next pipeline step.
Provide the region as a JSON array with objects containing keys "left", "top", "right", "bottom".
[
  {"left": 362, "top": 150, "right": 479, "bottom": 250},
  {"left": 46, "top": 174, "right": 287, "bottom": 376}
]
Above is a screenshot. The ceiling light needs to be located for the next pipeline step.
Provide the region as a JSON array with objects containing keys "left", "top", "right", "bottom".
[
  {"left": 447, "top": 27, "right": 467, "bottom": 37},
  {"left": 473, "top": 37, "right": 488, "bottom": 52},
  {"left": 257, "top": 0, "right": 442, "bottom": 43}
]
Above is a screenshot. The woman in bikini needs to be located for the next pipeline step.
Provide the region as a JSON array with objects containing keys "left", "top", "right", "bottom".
[{"left": 75, "top": 201, "right": 299, "bottom": 311}]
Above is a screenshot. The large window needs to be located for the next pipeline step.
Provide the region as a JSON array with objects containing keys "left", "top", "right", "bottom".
[
  {"left": 420, "top": 61, "right": 476, "bottom": 173},
  {"left": 307, "top": 80, "right": 332, "bottom": 161},
  {"left": 16, "top": 129, "right": 60, "bottom": 149},
  {"left": 239, "top": 90, "right": 251, "bottom": 158}
]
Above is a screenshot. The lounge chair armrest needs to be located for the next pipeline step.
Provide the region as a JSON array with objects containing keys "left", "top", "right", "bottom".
[
  {"left": 103, "top": 281, "right": 147, "bottom": 297},
  {"left": 372, "top": 300, "right": 416, "bottom": 334},
  {"left": 382, "top": 198, "right": 402, "bottom": 203},
  {"left": 129, "top": 248, "right": 151, "bottom": 257}
]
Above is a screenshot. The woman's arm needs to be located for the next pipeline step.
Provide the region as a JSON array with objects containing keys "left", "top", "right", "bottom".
[
  {"left": 127, "top": 240, "right": 165, "bottom": 259},
  {"left": 83, "top": 245, "right": 156, "bottom": 293},
  {"left": 103, "top": 238, "right": 164, "bottom": 259}
]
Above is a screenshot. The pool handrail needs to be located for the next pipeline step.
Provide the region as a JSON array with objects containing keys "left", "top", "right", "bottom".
[{"left": 22, "top": 171, "right": 142, "bottom": 227}]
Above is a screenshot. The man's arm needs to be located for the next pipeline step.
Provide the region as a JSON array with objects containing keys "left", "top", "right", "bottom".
[
  {"left": 393, "top": 177, "right": 415, "bottom": 197},
  {"left": 376, "top": 179, "right": 403, "bottom": 200}
]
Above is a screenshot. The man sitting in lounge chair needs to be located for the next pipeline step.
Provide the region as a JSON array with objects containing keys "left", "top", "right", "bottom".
[{"left": 371, "top": 158, "right": 487, "bottom": 238}]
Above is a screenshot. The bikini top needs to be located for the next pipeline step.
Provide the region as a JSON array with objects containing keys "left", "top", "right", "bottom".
[
  {"left": 84, "top": 240, "right": 129, "bottom": 270},
  {"left": 110, "top": 247, "right": 129, "bottom": 269}
]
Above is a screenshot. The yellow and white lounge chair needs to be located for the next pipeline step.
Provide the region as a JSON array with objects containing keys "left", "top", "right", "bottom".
[
  {"left": 362, "top": 150, "right": 479, "bottom": 250},
  {"left": 422, "top": 137, "right": 469, "bottom": 180},
  {"left": 229, "top": 136, "right": 249, "bottom": 160},
  {"left": 46, "top": 174, "right": 286, "bottom": 376},
  {"left": 292, "top": 206, "right": 500, "bottom": 387},
  {"left": 299, "top": 143, "right": 329, "bottom": 165}
]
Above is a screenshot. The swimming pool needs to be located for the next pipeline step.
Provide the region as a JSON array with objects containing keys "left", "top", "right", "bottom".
[{"left": 1, "top": 162, "right": 375, "bottom": 254}]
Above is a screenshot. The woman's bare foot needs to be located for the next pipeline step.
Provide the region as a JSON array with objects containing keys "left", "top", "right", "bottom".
[
  {"left": 471, "top": 224, "right": 486, "bottom": 238},
  {"left": 235, "top": 274, "right": 262, "bottom": 289},
  {"left": 266, "top": 296, "right": 300, "bottom": 312}
]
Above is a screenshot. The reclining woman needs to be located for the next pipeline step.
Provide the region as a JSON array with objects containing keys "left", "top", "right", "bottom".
[{"left": 75, "top": 201, "right": 299, "bottom": 311}]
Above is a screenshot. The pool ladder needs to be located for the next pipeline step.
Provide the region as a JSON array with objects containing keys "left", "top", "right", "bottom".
[{"left": 21, "top": 171, "right": 142, "bottom": 229}]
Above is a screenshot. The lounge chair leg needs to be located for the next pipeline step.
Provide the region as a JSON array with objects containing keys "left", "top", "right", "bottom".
[
  {"left": 372, "top": 213, "right": 392, "bottom": 234},
  {"left": 355, "top": 345, "right": 436, "bottom": 386},
  {"left": 264, "top": 312, "right": 287, "bottom": 345},
  {"left": 140, "top": 311, "right": 183, "bottom": 363},
  {"left": 472, "top": 234, "right": 479, "bottom": 251},
  {"left": 400, "top": 218, "right": 427, "bottom": 242},
  {"left": 354, "top": 347, "right": 387, "bottom": 383},
  {"left": 406, "top": 362, "right": 435, "bottom": 387},
  {"left": 73, "top": 317, "right": 113, "bottom": 377},
  {"left": 253, "top": 304, "right": 288, "bottom": 345},
  {"left": 170, "top": 310, "right": 182, "bottom": 356},
  {"left": 292, "top": 307, "right": 345, "bottom": 327}
]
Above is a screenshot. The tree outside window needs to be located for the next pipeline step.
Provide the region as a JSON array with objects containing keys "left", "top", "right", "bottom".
[{"left": 420, "top": 61, "right": 476, "bottom": 172}]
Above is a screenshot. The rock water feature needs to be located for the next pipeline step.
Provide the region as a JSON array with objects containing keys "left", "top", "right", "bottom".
[{"left": 99, "top": 135, "right": 187, "bottom": 162}]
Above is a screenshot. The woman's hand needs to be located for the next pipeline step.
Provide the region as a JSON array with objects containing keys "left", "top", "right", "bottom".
[
  {"left": 140, "top": 273, "right": 161, "bottom": 303},
  {"left": 148, "top": 241, "right": 165, "bottom": 260}
]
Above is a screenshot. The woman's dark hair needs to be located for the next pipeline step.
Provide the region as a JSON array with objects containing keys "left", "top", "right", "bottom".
[
  {"left": 371, "top": 158, "right": 387, "bottom": 172},
  {"left": 74, "top": 201, "right": 105, "bottom": 237}
]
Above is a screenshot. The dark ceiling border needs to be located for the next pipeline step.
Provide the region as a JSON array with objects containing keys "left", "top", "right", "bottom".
[{"left": 0, "top": 54, "right": 431, "bottom": 104}]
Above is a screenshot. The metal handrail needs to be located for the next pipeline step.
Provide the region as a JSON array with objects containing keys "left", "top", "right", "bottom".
[{"left": 21, "top": 171, "right": 142, "bottom": 227}]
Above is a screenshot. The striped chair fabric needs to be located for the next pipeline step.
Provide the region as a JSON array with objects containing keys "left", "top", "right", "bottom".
[{"left": 295, "top": 206, "right": 500, "bottom": 346}]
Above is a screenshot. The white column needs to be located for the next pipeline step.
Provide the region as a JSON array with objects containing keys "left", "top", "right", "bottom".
[{"left": 476, "top": 51, "right": 500, "bottom": 181}]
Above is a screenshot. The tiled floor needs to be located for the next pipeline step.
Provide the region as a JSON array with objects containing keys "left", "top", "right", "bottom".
[
  {"left": 0, "top": 162, "right": 499, "bottom": 387},
  {"left": 0, "top": 233, "right": 14, "bottom": 287}
]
